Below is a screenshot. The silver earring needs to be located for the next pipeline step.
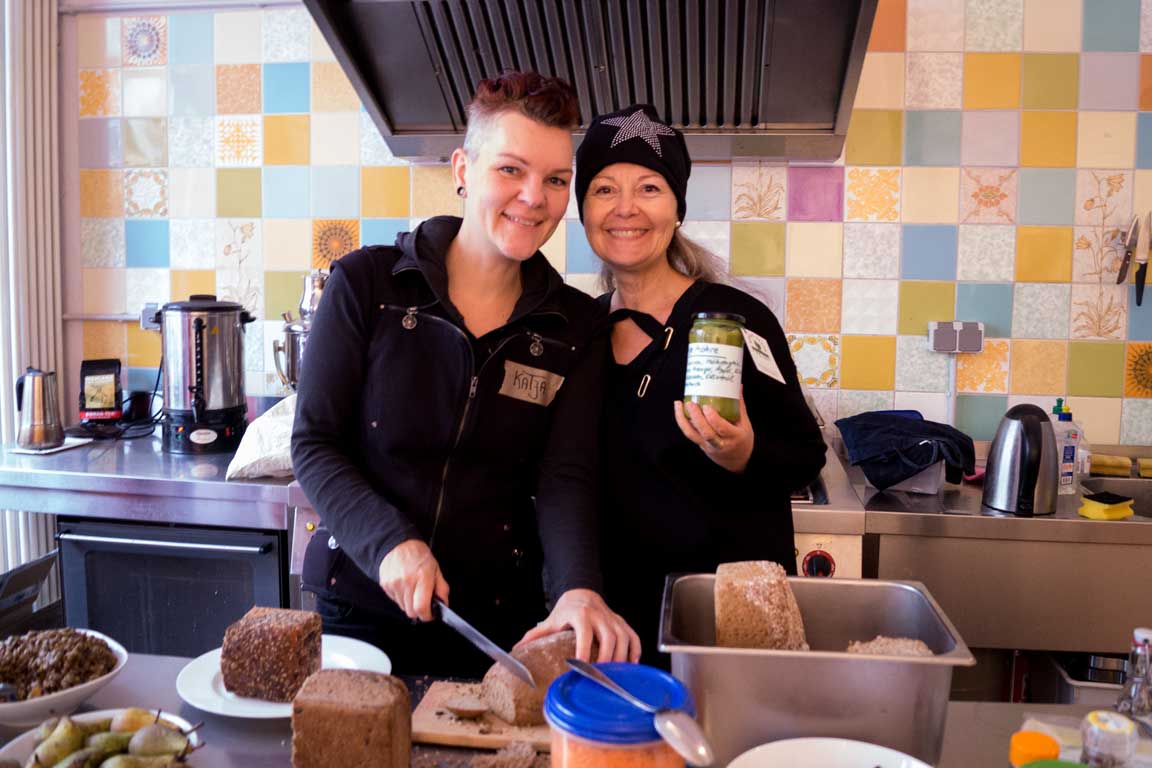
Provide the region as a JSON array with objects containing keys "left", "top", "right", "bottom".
[
  {"left": 675, "top": 221, "right": 682, "bottom": 228},
  {"left": 456, "top": 186, "right": 466, "bottom": 198}
]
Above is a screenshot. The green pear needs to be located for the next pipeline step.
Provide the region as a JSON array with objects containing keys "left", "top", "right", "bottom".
[
  {"left": 51, "top": 747, "right": 104, "bottom": 768},
  {"left": 84, "top": 732, "right": 132, "bottom": 755},
  {"left": 126, "top": 725, "right": 188, "bottom": 758},
  {"left": 32, "top": 718, "right": 59, "bottom": 745},
  {"left": 77, "top": 719, "right": 113, "bottom": 738},
  {"left": 26, "top": 717, "right": 84, "bottom": 768},
  {"left": 96, "top": 757, "right": 178, "bottom": 768},
  {"left": 106, "top": 710, "right": 156, "bottom": 735}
]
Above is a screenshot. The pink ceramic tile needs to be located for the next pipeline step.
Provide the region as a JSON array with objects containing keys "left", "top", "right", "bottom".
[
  {"left": 787, "top": 166, "right": 844, "bottom": 221},
  {"left": 908, "top": 0, "right": 965, "bottom": 51},
  {"left": 960, "top": 168, "right": 1018, "bottom": 223},
  {"left": 961, "top": 111, "right": 1020, "bottom": 166},
  {"left": 1079, "top": 54, "right": 1140, "bottom": 110}
]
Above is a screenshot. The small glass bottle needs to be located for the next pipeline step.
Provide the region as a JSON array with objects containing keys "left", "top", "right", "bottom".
[
  {"left": 1116, "top": 627, "right": 1152, "bottom": 721},
  {"left": 1080, "top": 710, "right": 1137, "bottom": 767},
  {"left": 684, "top": 312, "right": 746, "bottom": 424}
]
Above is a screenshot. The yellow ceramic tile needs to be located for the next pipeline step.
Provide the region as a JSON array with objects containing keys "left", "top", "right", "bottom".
[
  {"left": 845, "top": 110, "right": 903, "bottom": 166},
  {"left": 785, "top": 279, "right": 842, "bottom": 333},
  {"left": 541, "top": 220, "right": 566, "bottom": 272},
  {"left": 855, "top": 53, "right": 905, "bottom": 109},
  {"left": 963, "top": 54, "right": 1022, "bottom": 110},
  {"left": 730, "top": 222, "right": 786, "bottom": 275},
  {"left": 411, "top": 165, "right": 462, "bottom": 218},
  {"left": 1021, "top": 55, "right": 1079, "bottom": 110},
  {"left": 78, "top": 17, "right": 121, "bottom": 68},
  {"left": 83, "top": 321, "right": 126, "bottom": 360},
  {"left": 786, "top": 223, "right": 843, "bottom": 277},
  {"left": 79, "top": 69, "right": 120, "bottom": 117},
  {"left": 311, "top": 61, "right": 359, "bottom": 111},
  {"left": 81, "top": 269, "right": 126, "bottom": 315},
  {"left": 957, "top": 339, "right": 1009, "bottom": 393},
  {"left": 170, "top": 270, "right": 215, "bottom": 302},
  {"left": 312, "top": 219, "right": 360, "bottom": 270},
  {"left": 898, "top": 281, "right": 956, "bottom": 335},
  {"left": 216, "top": 64, "right": 260, "bottom": 114},
  {"left": 361, "top": 167, "right": 411, "bottom": 218},
  {"left": 216, "top": 169, "right": 261, "bottom": 218},
  {"left": 263, "top": 219, "right": 312, "bottom": 271},
  {"left": 1015, "top": 226, "right": 1073, "bottom": 282},
  {"left": 1010, "top": 340, "right": 1068, "bottom": 394},
  {"left": 79, "top": 170, "right": 124, "bottom": 218},
  {"left": 126, "top": 323, "right": 161, "bottom": 368},
  {"left": 265, "top": 270, "right": 308, "bottom": 321},
  {"left": 1077, "top": 112, "right": 1137, "bottom": 169},
  {"left": 1125, "top": 343, "right": 1152, "bottom": 397},
  {"left": 263, "top": 115, "right": 310, "bottom": 165},
  {"left": 1020, "top": 112, "right": 1077, "bottom": 167},
  {"left": 900, "top": 167, "right": 960, "bottom": 223},
  {"left": 1068, "top": 342, "right": 1125, "bottom": 397},
  {"left": 1023, "top": 0, "right": 1082, "bottom": 52},
  {"left": 1063, "top": 396, "right": 1123, "bottom": 444},
  {"left": 840, "top": 335, "right": 897, "bottom": 390}
]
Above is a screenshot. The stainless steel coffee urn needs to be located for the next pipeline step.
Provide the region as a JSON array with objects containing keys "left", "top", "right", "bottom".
[
  {"left": 273, "top": 270, "right": 327, "bottom": 391},
  {"left": 153, "top": 295, "right": 254, "bottom": 454}
]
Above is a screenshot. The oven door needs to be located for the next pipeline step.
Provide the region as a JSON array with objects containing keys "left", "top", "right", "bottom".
[{"left": 58, "top": 518, "right": 285, "bottom": 657}]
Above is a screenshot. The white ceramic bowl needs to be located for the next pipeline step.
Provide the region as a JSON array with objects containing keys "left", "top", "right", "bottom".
[
  {"left": 0, "top": 708, "right": 198, "bottom": 761},
  {"left": 728, "top": 737, "right": 933, "bottom": 768},
  {"left": 0, "top": 629, "right": 129, "bottom": 727}
]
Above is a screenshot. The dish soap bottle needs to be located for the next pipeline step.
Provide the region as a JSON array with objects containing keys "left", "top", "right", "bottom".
[{"left": 1051, "top": 399, "right": 1081, "bottom": 496}]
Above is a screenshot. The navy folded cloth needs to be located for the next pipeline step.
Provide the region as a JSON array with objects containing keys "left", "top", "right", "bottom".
[{"left": 835, "top": 411, "right": 976, "bottom": 491}]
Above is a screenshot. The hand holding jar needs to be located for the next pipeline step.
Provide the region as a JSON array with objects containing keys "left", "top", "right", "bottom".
[{"left": 674, "top": 391, "right": 755, "bottom": 474}]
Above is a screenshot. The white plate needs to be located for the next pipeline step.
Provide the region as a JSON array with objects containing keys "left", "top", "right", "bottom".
[
  {"left": 728, "top": 737, "right": 932, "bottom": 768},
  {"left": 0, "top": 629, "right": 129, "bottom": 727},
  {"left": 176, "top": 634, "right": 391, "bottom": 718},
  {"left": 0, "top": 708, "right": 199, "bottom": 762}
]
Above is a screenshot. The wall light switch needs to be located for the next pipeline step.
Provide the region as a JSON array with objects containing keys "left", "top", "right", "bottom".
[{"left": 928, "top": 321, "right": 984, "bottom": 353}]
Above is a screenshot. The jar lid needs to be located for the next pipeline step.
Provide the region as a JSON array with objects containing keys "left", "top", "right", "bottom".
[
  {"left": 693, "top": 312, "right": 745, "bottom": 325},
  {"left": 1081, "top": 710, "right": 1137, "bottom": 758},
  {"left": 161, "top": 295, "right": 247, "bottom": 313},
  {"left": 1009, "top": 730, "right": 1059, "bottom": 766},
  {"left": 544, "top": 663, "right": 694, "bottom": 745},
  {"left": 1133, "top": 627, "right": 1152, "bottom": 644}
]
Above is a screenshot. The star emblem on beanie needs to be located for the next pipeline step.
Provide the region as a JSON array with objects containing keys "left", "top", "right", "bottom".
[{"left": 602, "top": 109, "right": 676, "bottom": 157}]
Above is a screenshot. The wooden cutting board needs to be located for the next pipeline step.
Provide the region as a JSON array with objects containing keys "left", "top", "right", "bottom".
[{"left": 412, "top": 681, "right": 551, "bottom": 751}]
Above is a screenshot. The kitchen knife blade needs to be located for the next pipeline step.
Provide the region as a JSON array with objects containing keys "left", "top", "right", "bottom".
[
  {"left": 433, "top": 598, "right": 536, "bottom": 688},
  {"left": 1118, "top": 214, "right": 1140, "bottom": 284},
  {"left": 1136, "top": 213, "right": 1150, "bottom": 306}
]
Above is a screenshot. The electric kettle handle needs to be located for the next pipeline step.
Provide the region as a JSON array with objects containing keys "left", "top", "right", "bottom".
[
  {"left": 14, "top": 367, "right": 36, "bottom": 413},
  {"left": 1016, "top": 413, "right": 1042, "bottom": 516}
]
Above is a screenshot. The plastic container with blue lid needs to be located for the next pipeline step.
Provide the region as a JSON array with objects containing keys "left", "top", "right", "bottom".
[{"left": 544, "top": 662, "right": 695, "bottom": 767}]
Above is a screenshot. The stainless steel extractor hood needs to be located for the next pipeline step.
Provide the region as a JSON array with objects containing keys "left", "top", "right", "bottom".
[{"left": 304, "top": 0, "right": 878, "bottom": 161}]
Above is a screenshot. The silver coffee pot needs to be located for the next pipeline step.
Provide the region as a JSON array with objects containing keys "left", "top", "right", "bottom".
[
  {"left": 274, "top": 270, "right": 327, "bottom": 390},
  {"left": 15, "top": 368, "right": 64, "bottom": 450}
]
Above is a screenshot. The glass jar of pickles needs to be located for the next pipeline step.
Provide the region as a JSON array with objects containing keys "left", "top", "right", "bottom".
[{"left": 684, "top": 312, "right": 746, "bottom": 423}]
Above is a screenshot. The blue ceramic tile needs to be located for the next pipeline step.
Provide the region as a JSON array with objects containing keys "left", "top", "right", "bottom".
[
  {"left": 263, "top": 63, "right": 310, "bottom": 114},
  {"left": 1083, "top": 0, "right": 1141, "bottom": 52},
  {"left": 168, "top": 65, "right": 215, "bottom": 117},
  {"left": 1130, "top": 284, "right": 1152, "bottom": 340},
  {"left": 955, "top": 394, "right": 1009, "bottom": 440},
  {"left": 78, "top": 119, "right": 122, "bottom": 168},
  {"left": 125, "top": 220, "right": 170, "bottom": 267},
  {"left": 684, "top": 165, "right": 731, "bottom": 221},
  {"left": 361, "top": 218, "right": 408, "bottom": 247},
  {"left": 127, "top": 367, "right": 161, "bottom": 392},
  {"left": 956, "top": 283, "right": 1014, "bottom": 337},
  {"left": 904, "top": 111, "right": 962, "bottom": 167},
  {"left": 1017, "top": 168, "right": 1076, "bottom": 226},
  {"left": 1137, "top": 114, "right": 1152, "bottom": 169},
  {"left": 310, "top": 166, "right": 359, "bottom": 218},
  {"left": 565, "top": 224, "right": 601, "bottom": 273},
  {"left": 169, "top": 13, "right": 214, "bottom": 66},
  {"left": 902, "top": 225, "right": 958, "bottom": 280},
  {"left": 262, "top": 166, "right": 310, "bottom": 218}
]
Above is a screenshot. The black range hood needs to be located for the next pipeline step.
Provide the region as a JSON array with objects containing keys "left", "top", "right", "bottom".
[{"left": 304, "top": 0, "right": 878, "bottom": 161}]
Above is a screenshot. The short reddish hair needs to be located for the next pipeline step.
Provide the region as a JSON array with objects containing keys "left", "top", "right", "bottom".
[{"left": 463, "top": 71, "right": 579, "bottom": 155}]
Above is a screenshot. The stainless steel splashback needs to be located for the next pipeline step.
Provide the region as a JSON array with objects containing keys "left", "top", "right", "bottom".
[{"left": 304, "top": 0, "right": 878, "bottom": 160}]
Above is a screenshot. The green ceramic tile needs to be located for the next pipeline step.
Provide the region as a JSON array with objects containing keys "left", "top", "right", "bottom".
[
  {"left": 730, "top": 222, "right": 786, "bottom": 276},
  {"left": 122, "top": 118, "right": 167, "bottom": 166},
  {"left": 1021, "top": 54, "right": 1079, "bottom": 110},
  {"left": 955, "top": 394, "right": 1009, "bottom": 440},
  {"left": 1068, "top": 341, "right": 1126, "bottom": 397},
  {"left": 845, "top": 110, "right": 903, "bottom": 166},
  {"left": 898, "top": 281, "right": 956, "bottom": 336},
  {"left": 217, "top": 169, "right": 261, "bottom": 218},
  {"left": 265, "top": 270, "right": 307, "bottom": 320}
]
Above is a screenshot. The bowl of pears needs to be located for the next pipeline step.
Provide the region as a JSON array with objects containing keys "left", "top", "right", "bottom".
[{"left": 0, "top": 707, "right": 201, "bottom": 767}]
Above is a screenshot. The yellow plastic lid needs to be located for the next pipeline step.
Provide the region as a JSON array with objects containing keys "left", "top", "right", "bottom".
[{"left": 1010, "top": 730, "right": 1060, "bottom": 766}]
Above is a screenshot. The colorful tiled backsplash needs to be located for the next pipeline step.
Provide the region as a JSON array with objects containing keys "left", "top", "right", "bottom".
[{"left": 72, "top": 3, "right": 1152, "bottom": 444}]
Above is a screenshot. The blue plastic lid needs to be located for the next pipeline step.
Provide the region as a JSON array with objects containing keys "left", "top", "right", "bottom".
[{"left": 544, "top": 663, "right": 695, "bottom": 745}]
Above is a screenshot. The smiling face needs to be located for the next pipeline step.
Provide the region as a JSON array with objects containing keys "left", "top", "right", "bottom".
[
  {"left": 582, "top": 162, "right": 679, "bottom": 275},
  {"left": 452, "top": 110, "right": 573, "bottom": 263}
]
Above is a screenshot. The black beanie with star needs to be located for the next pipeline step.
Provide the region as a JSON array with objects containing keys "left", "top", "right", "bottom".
[{"left": 575, "top": 104, "right": 691, "bottom": 223}]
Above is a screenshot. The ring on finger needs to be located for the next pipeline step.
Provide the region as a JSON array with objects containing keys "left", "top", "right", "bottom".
[{"left": 707, "top": 437, "right": 725, "bottom": 450}]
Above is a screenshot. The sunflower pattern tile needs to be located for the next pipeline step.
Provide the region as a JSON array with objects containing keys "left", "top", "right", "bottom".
[
  {"left": 122, "top": 17, "right": 167, "bottom": 67},
  {"left": 1126, "top": 343, "right": 1152, "bottom": 397},
  {"left": 312, "top": 219, "right": 360, "bottom": 270}
]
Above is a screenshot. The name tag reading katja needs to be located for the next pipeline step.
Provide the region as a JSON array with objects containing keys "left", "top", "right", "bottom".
[
  {"left": 499, "top": 361, "right": 565, "bottom": 406},
  {"left": 741, "top": 328, "right": 786, "bottom": 384}
]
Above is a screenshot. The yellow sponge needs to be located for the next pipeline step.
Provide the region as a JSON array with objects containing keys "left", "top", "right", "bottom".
[
  {"left": 1140, "top": 458, "right": 1152, "bottom": 479},
  {"left": 1090, "top": 454, "right": 1133, "bottom": 477},
  {"left": 1078, "top": 491, "right": 1135, "bottom": 520}
]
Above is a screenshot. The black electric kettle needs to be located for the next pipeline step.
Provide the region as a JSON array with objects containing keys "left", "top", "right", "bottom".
[
  {"left": 15, "top": 367, "right": 64, "bottom": 450},
  {"left": 981, "top": 404, "right": 1058, "bottom": 517}
]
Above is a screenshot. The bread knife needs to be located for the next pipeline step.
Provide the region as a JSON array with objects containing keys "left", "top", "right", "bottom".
[
  {"left": 1117, "top": 214, "right": 1140, "bottom": 284},
  {"left": 433, "top": 598, "right": 536, "bottom": 688}
]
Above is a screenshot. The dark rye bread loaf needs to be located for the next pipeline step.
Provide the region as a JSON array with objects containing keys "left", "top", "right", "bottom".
[
  {"left": 481, "top": 630, "right": 596, "bottom": 727},
  {"left": 220, "top": 606, "right": 322, "bottom": 701},
  {"left": 715, "top": 561, "right": 809, "bottom": 650},
  {"left": 291, "top": 669, "right": 410, "bottom": 768}
]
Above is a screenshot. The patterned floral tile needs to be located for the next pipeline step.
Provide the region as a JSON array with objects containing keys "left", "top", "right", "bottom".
[
  {"left": 843, "top": 223, "right": 900, "bottom": 277},
  {"left": 1125, "top": 342, "right": 1152, "bottom": 396},
  {"left": 80, "top": 219, "right": 125, "bottom": 268},
  {"left": 216, "top": 65, "right": 261, "bottom": 114},
  {"left": 125, "top": 267, "right": 169, "bottom": 312},
  {"left": 311, "top": 62, "right": 360, "bottom": 112},
  {"left": 787, "top": 334, "right": 841, "bottom": 388},
  {"left": 169, "top": 219, "right": 216, "bottom": 269},
  {"left": 845, "top": 168, "right": 900, "bottom": 222},
  {"left": 960, "top": 168, "right": 1017, "bottom": 224},
  {"left": 957, "top": 224, "right": 1016, "bottom": 281},
  {"left": 122, "top": 17, "right": 166, "bottom": 67},
  {"left": 1010, "top": 340, "right": 1068, "bottom": 394},
  {"left": 731, "top": 163, "right": 787, "bottom": 221},
  {"left": 895, "top": 334, "right": 951, "bottom": 392},
  {"left": 785, "top": 279, "right": 842, "bottom": 333},
  {"left": 82, "top": 268, "right": 126, "bottom": 314},
  {"left": 966, "top": 0, "right": 1023, "bottom": 51},
  {"left": 1075, "top": 170, "right": 1132, "bottom": 227},
  {"left": 1121, "top": 399, "right": 1152, "bottom": 443},
  {"left": 312, "top": 219, "right": 360, "bottom": 270},
  {"left": 215, "top": 117, "right": 262, "bottom": 167},
  {"left": 169, "top": 117, "right": 213, "bottom": 167},
  {"left": 957, "top": 339, "right": 1010, "bottom": 393},
  {"left": 79, "top": 70, "right": 120, "bottom": 117},
  {"left": 841, "top": 279, "right": 899, "bottom": 334},
  {"left": 168, "top": 168, "right": 215, "bottom": 218},
  {"left": 1071, "top": 283, "right": 1128, "bottom": 340},
  {"left": 905, "top": 53, "right": 963, "bottom": 109},
  {"left": 907, "top": 0, "right": 965, "bottom": 51},
  {"left": 837, "top": 390, "right": 895, "bottom": 419},
  {"left": 243, "top": 321, "right": 264, "bottom": 375},
  {"left": 262, "top": 8, "right": 311, "bottom": 62},
  {"left": 124, "top": 169, "right": 167, "bottom": 218},
  {"left": 679, "top": 221, "right": 731, "bottom": 267},
  {"left": 1012, "top": 283, "right": 1071, "bottom": 339},
  {"left": 215, "top": 220, "right": 263, "bottom": 315},
  {"left": 361, "top": 112, "right": 404, "bottom": 167}
]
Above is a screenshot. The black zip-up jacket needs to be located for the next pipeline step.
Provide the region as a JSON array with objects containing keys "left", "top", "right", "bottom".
[{"left": 291, "top": 216, "right": 607, "bottom": 617}]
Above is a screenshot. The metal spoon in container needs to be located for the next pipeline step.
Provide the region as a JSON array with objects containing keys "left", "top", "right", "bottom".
[{"left": 565, "top": 658, "right": 715, "bottom": 767}]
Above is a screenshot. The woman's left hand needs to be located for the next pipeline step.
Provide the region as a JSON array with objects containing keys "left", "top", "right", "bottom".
[
  {"left": 515, "top": 588, "right": 641, "bottom": 663},
  {"left": 674, "top": 390, "right": 755, "bottom": 474}
]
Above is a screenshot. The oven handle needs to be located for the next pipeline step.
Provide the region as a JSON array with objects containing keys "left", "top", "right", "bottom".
[{"left": 57, "top": 533, "right": 270, "bottom": 554}]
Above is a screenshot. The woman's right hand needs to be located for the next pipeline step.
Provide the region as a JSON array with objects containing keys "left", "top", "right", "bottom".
[{"left": 377, "top": 539, "right": 450, "bottom": 622}]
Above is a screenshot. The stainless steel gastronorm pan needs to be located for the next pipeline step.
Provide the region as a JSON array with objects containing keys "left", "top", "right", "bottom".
[{"left": 659, "top": 575, "right": 976, "bottom": 765}]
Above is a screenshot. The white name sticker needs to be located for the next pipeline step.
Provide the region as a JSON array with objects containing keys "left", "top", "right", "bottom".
[
  {"left": 685, "top": 343, "right": 743, "bottom": 399},
  {"left": 741, "top": 328, "right": 786, "bottom": 384}
]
